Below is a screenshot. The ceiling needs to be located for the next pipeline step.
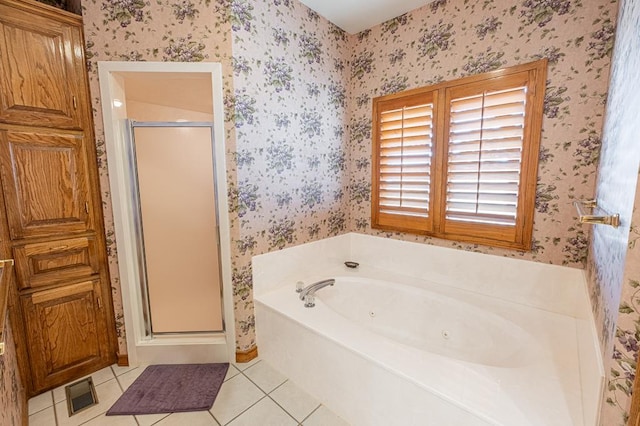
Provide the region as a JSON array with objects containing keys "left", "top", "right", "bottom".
[{"left": 298, "top": 0, "right": 433, "bottom": 34}]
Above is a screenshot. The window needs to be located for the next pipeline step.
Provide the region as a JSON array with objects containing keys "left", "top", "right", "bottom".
[{"left": 371, "top": 59, "right": 547, "bottom": 250}]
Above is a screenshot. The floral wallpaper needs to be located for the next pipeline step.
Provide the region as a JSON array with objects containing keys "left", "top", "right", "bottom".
[
  {"left": 7, "top": 0, "right": 633, "bottom": 424},
  {"left": 587, "top": 0, "right": 640, "bottom": 424},
  {"left": 347, "top": 0, "right": 616, "bottom": 268},
  {"left": 227, "top": 1, "right": 350, "bottom": 348},
  {"left": 603, "top": 180, "right": 640, "bottom": 425},
  {"left": 81, "top": 0, "right": 349, "bottom": 353},
  {"left": 81, "top": 0, "right": 236, "bottom": 355},
  {"left": 0, "top": 320, "right": 25, "bottom": 426},
  {"left": 81, "top": 0, "right": 619, "bottom": 358}
]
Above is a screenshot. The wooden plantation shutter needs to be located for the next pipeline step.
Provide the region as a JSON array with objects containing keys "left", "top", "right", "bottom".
[
  {"left": 440, "top": 70, "right": 543, "bottom": 247},
  {"left": 372, "top": 92, "right": 436, "bottom": 232},
  {"left": 372, "top": 59, "right": 546, "bottom": 250},
  {"left": 445, "top": 87, "right": 526, "bottom": 226}
]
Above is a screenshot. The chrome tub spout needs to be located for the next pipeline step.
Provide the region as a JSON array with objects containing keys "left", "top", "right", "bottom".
[{"left": 299, "top": 279, "right": 335, "bottom": 307}]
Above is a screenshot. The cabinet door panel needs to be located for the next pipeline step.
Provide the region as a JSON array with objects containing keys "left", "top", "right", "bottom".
[
  {"left": 14, "top": 236, "right": 100, "bottom": 289},
  {"left": 22, "top": 280, "right": 110, "bottom": 391},
  {"left": 0, "top": 4, "right": 82, "bottom": 128},
  {"left": 0, "top": 129, "right": 93, "bottom": 239}
]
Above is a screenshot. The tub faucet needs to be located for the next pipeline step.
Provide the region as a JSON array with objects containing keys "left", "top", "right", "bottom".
[{"left": 299, "top": 279, "right": 335, "bottom": 307}]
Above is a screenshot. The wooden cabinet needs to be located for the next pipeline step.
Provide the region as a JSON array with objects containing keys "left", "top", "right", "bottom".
[
  {"left": 0, "top": 0, "right": 117, "bottom": 396},
  {"left": 0, "top": 2, "right": 85, "bottom": 129},
  {"left": 20, "top": 280, "right": 110, "bottom": 391},
  {"left": 13, "top": 236, "right": 100, "bottom": 289},
  {"left": 0, "top": 260, "right": 14, "bottom": 357},
  {"left": 0, "top": 129, "right": 94, "bottom": 239}
]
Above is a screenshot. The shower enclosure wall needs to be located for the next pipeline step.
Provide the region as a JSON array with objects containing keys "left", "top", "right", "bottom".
[{"left": 97, "top": 62, "right": 234, "bottom": 365}]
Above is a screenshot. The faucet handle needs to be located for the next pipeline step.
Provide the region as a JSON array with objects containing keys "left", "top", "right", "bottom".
[
  {"left": 304, "top": 294, "right": 315, "bottom": 308},
  {"left": 296, "top": 281, "right": 305, "bottom": 293}
]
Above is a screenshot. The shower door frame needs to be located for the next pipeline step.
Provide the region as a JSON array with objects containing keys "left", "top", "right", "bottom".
[
  {"left": 126, "top": 120, "right": 224, "bottom": 338},
  {"left": 97, "top": 62, "right": 235, "bottom": 365}
]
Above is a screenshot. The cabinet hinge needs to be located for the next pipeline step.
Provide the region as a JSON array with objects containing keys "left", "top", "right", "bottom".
[
  {"left": 85, "top": 202, "right": 89, "bottom": 214},
  {"left": 96, "top": 297, "right": 102, "bottom": 309},
  {"left": 72, "top": 95, "right": 77, "bottom": 110}
]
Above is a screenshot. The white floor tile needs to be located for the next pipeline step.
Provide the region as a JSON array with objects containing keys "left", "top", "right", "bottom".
[
  {"left": 243, "top": 361, "right": 286, "bottom": 393},
  {"left": 227, "top": 397, "right": 297, "bottom": 426},
  {"left": 225, "top": 364, "right": 241, "bottom": 382},
  {"left": 28, "top": 406, "right": 56, "bottom": 426},
  {"left": 115, "top": 365, "right": 145, "bottom": 391},
  {"left": 52, "top": 366, "right": 117, "bottom": 403},
  {"left": 82, "top": 413, "right": 138, "bottom": 425},
  {"left": 135, "top": 412, "right": 171, "bottom": 426},
  {"left": 111, "top": 363, "right": 139, "bottom": 377},
  {"left": 53, "top": 384, "right": 66, "bottom": 404},
  {"left": 28, "top": 391, "right": 53, "bottom": 415},
  {"left": 232, "top": 356, "right": 260, "bottom": 371},
  {"left": 210, "top": 374, "right": 265, "bottom": 425},
  {"left": 303, "top": 405, "right": 350, "bottom": 426},
  {"left": 155, "top": 410, "right": 218, "bottom": 425},
  {"left": 55, "top": 378, "right": 123, "bottom": 426},
  {"left": 270, "top": 380, "right": 320, "bottom": 422},
  {"left": 88, "top": 366, "right": 117, "bottom": 386}
]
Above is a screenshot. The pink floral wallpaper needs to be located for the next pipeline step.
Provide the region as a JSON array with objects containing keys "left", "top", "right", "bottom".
[
  {"left": 5, "top": 0, "right": 633, "bottom": 424},
  {"left": 81, "top": 0, "right": 618, "bottom": 362},
  {"left": 347, "top": 0, "right": 615, "bottom": 267},
  {"left": 0, "top": 320, "right": 25, "bottom": 426},
  {"left": 81, "top": 0, "right": 350, "bottom": 352},
  {"left": 588, "top": 0, "right": 640, "bottom": 424},
  {"left": 81, "top": 0, "right": 237, "bottom": 354},
  {"left": 226, "top": 1, "right": 350, "bottom": 348}
]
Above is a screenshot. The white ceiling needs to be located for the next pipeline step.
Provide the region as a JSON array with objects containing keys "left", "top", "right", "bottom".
[{"left": 298, "top": 0, "right": 433, "bottom": 34}]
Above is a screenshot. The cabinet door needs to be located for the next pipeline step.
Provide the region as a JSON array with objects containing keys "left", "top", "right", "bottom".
[
  {"left": 0, "top": 129, "right": 94, "bottom": 239},
  {"left": 0, "top": 3, "right": 84, "bottom": 128},
  {"left": 13, "top": 236, "right": 101, "bottom": 290},
  {"left": 21, "top": 280, "right": 111, "bottom": 392}
]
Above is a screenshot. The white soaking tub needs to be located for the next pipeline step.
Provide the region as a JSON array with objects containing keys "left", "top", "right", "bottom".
[
  {"left": 317, "top": 276, "right": 534, "bottom": 368},
  {"left": 253, "top": 233, "right": 604, "bottom": 426}
]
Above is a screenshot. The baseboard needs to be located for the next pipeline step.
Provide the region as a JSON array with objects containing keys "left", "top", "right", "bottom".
[
  {"left": 235, "top": 346, "right": 258, "bottom": 363},
  {"left": 116, "top": 353, "right": 129, "bottom": 366}
]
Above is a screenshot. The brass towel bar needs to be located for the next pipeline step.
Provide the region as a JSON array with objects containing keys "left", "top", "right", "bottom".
[{"left": 573, "top": 199, "right": 620, "bottom": 228}]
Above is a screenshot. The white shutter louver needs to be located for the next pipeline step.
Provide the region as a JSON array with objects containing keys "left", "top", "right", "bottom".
[
  {"left": 446, "top": 87, "right": 527, "bottom": 226},
  {"left": 378, "top": 103, "right": 433, "bottom": 218}
]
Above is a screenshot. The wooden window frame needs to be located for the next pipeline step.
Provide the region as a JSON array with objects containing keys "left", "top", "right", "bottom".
[{"left": 371, "top": 59, "right": 547, "bottom": 250}]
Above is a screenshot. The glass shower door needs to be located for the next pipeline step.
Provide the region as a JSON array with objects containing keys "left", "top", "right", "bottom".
[{"left": 128, "top": 122, "right": 223, "bottom": 335}]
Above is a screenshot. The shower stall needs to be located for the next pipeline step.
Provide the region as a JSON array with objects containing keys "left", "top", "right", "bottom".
[{"left": 98, "top": 62, "right": 234, "bottom": 365}]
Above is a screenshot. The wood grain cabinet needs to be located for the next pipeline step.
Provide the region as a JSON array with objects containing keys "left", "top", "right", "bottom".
[
  {"left": 20, "top": 279, "right": 111, "bottom": 391},
  {"left": 13, "top": 236, "right": 101, "bottom": 289},
  {"left": 0, "top": 2, "right": 85, "bottom": 129},
  {"left": 0, "top": 129, "right": 94, "bottom": 239},
  {"left": 0, "top": 0, "right": 117, "bottom": 396}
]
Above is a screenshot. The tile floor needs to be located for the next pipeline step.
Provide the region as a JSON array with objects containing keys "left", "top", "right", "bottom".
[{"left": 28, "top": 359, "right": 349, "bottom": 426}]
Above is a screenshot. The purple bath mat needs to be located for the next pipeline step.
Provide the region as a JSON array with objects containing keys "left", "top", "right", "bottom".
[{"left": 106, "top": 363, "right": 229, "bottom": 416}]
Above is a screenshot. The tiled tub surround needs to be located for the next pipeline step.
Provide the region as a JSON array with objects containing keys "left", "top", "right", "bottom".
[{"left": 253, "top": 233, "right": 603, "bottom": 426}]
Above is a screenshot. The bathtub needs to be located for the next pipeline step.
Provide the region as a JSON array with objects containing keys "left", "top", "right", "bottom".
[
  {"left": 253, "top": 233, "right": 603, "bottom": 426},
  {"left": 316, "top": 276, "right": 533, "bottom": 369}
]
